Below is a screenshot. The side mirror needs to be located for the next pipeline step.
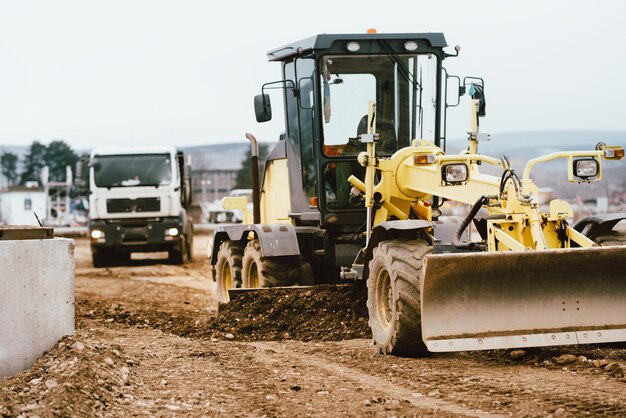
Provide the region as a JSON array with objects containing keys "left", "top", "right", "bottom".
[
  {"left": 469, "top": 84, "right": 486, "bottom": 117},
  {"left": 88, "top": 160, "right": 101, "bottom": 170},
  {"left": 254, "top": 94, "right": 272, "bottom": 123}
]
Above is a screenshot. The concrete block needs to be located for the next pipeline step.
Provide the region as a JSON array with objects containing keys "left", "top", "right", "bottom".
[{"left": 0, "top": 238, "right": 75, "bottom": 379}]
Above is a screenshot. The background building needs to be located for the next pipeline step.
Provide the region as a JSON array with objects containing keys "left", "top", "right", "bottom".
[{"left": 0, "top": 186, "right": 47, "bottom": 225}]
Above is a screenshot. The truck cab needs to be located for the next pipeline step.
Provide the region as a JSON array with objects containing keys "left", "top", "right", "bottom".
[{"left": 88, "top": 145, "right": 193, "bottom": 267}]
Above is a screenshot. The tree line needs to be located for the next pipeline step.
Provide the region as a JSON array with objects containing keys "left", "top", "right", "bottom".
[{"left": 0, "top": 140, "right": 83, "bottom": 187}]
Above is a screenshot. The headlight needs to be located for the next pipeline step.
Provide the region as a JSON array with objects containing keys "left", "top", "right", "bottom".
[
  {"left": 91, "top": 229, "right": 104, "bottom": 239},
  {"left": 443, "top": 164, "right": 468, "bottom": 184},
  {"left": 404, "top": 41, "right": 418, "bottom": 51},
  {"left": 573, "top": 158, "right": 598, "bottom": 179},
  {"left": 166, "top": 227, "right": 179, "bottom": 236},
  {"left": 346, "top": 41, "right": 360, "bottom": 52}
]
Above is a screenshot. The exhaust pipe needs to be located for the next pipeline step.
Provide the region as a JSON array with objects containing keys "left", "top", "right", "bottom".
[{"left": 245, "top": 133, "right": 261, "bottom": 224}]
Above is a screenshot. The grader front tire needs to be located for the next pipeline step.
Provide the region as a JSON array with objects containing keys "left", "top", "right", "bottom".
[
  {"left": 367, "top": 239, "right": 432, "bottom": 357},
  {"left": 215, "top": 241, "right": 244, "bottom": 303}
]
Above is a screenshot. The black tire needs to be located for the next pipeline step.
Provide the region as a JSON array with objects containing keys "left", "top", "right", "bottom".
[
  {"left": 91, "top": 249, "right": 110, "bottom": 268},
  {"left": 241, "top": 240, "right": 299, "bottom": 288},
  {"left": 593, "top": 230, "right": 626, "bottom": 246},
  {"left": 215, "top": 240, "right": 244, "bottom": 302},
  {"left": 367, "top": 239, "right": 432, "bottom": 357},
  {"left": 115, "top": 251, "right": 131, "bottom": 266},
  {"left": 297, "top": 260, "right": 315, "bottom": 286},
  {"left": 187, "top": 232, "right": 194, "bottom": 261},
  {"left": 169, "top": 236, "right": 189, "bottom": 265}
]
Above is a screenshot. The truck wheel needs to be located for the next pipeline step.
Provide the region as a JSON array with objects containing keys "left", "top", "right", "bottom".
[
  {"left": 115, "top": 251, "right": 131, "bottom": 266},
  {"left": 593, "top": 230, "right": 626, "bottom": 246},
  {"left": 242, "top": 240, "right": 299, "bottom": 288},
  {"left": 92, "top": 249, "right": 110, "bottom": 268},
  {"left": 215, "top": 240, "right": 244, "bottom": 302},
  {"left": 187, "top": 233, "right": 194, "bottom": 261},
  {"left": 169, "top": 236, "right": 189, "bottom": 265},
  {"left": 367, "top": 239, "right": 432, "bottom": 357}
]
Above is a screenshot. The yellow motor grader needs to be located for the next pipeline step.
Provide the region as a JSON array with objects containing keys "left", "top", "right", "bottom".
[{"left": 210, "top": 32, "right": 626, "bottom": 356}]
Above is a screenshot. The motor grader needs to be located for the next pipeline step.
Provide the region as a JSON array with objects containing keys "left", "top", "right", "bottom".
[{"left": 210, "top": 31, "right": 626, "bottom": 356}]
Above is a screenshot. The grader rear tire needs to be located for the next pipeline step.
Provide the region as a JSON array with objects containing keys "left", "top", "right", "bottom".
[
  {"left": 297, "top": 260, "right": 315, "bottom": 285},
  {"left": 242, "top": 240, "right": 299, "bottom": 288},
  {"left": 593, "top": 229, "right": 626, "bottom": 247},
  {"left": 367, "top": 239, "right": 432, "bottom": 357},
  {"left": 215, "top": 240, "right": 244, "bottom": 303}
]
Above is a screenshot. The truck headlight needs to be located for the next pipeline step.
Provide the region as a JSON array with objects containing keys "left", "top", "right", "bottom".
[
  {"left": 573, "top": 158, "right": 598, "bottom": 179},
  {"left": 166, "top": 227, "right": 179, "bottom": 236},
  {"left": 442, "top": 164, "right": 468, "bottom": 184},
  {"left": 90, "top": 229, "right": 106, "bottom": 243}
]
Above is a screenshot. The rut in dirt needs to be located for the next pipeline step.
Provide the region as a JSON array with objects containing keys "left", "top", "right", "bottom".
[{"left": 76, "top": 273, "right": 626, "bottom": 384}]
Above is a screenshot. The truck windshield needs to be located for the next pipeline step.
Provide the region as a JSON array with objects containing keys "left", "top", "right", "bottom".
[{"left": 93, "top": 154, "right": 172, "bottom": 188}]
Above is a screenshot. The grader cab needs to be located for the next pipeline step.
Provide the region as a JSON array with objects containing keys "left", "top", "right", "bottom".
[{"left": 210, "top": 31, "right": 626, "bottom": 356}]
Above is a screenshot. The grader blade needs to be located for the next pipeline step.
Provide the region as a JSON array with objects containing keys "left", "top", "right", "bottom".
[{"left": 421, "top": 246, "right": 626, "bottom": 352}]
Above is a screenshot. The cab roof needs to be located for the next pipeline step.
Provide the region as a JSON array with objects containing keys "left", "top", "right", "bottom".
[{"left": 267, "top": 32, "right": 447, "bottom": 61}]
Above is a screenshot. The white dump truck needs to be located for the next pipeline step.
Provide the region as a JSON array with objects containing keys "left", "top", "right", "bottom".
[{"left": 87, "top": 146, "right": 193, "bottom": 267}]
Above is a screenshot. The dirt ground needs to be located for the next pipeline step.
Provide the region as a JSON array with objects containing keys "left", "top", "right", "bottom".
[{"left": 2, "top": 233, "right": 626, "bottom": 417}]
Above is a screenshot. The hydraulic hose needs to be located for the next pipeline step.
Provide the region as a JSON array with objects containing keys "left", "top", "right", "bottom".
[{"left": 453, "top": 195, "right": 488, "bottom": 251}]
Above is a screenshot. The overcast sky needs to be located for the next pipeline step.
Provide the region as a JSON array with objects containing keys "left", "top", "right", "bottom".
[{"left": 1, "top": 0, "right": 625, "bottom": 150}]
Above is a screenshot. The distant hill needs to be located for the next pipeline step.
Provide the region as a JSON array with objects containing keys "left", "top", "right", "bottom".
[
  {"left": 183, "top": 142, "right": 251, "bottom": 171},
  {"left": 0, "top": 142, "right": 276, "bottom": 173},
  {"left": 2, "top": 133, "right": 624, "bottom": 200},
  {"left": 446, "top": 130, "right": 626, "bottom": 167},
  {"left": 0, "top": 145, "right": 28, "bottom": 159},
  {"left": 183, "top": 142, "right": 278, "bottom": 171},
  {"left": 185, "top": 130, "right": 626, "bottom": 173},
  {"left": 446, "top": 131, "right": 626, "bottom": 200}
]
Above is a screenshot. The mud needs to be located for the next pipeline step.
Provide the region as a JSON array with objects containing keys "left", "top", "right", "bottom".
[
  {"left": 214, "top": 284, "right": 370, "bottom": 341},
  {"left": 2, "top": 235, "right": 626, "bottom": 417}
]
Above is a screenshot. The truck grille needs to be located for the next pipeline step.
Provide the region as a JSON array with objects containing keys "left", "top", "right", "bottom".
[{"left": 106, "top": 197, "right": 161, "bottom": 213}]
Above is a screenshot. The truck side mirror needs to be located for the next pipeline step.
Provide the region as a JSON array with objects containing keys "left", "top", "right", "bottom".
[{"left": 254, "top": 94, "right": 272, "bottom": 122}]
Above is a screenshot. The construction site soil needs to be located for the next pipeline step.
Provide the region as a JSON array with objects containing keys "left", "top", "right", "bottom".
[{"left": 2, "top": 234, "right": 626, "bottom": 417}]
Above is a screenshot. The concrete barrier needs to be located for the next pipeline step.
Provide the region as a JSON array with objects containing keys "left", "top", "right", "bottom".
[{"left": 0, "top": 237, "right": 75, "bottom": 379}]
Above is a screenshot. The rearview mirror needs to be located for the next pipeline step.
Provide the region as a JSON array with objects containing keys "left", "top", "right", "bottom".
[
  {"left": 88, "top": 159, "right": 101, "bottom": 170},
  {"left": 469, "top": 83, "right": 486, "bottom": 117},
  {"left": 254, "top": 94, "right": 272, "bottom": 123}
]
